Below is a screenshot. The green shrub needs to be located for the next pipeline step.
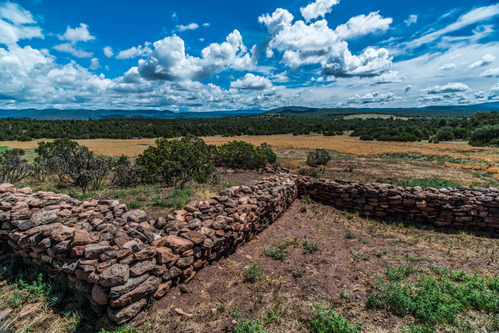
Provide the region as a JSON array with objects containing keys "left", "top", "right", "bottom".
[
  {"left": 298, "top": 168, "right": 320, "bottom": 177},
  {"left": 257, "top": 143, "right": 277, "bottom": 164},
  {"left": 308, "top": 303, "right": 362, "bottom": 333},
  {"left": 244, "top": 264, "right": 262, "bottom": 283},
  {"left": 137, "top": 136, "right": 214, "bottom": 187},
  {"left": 470, "top": 124, "right": 499, "bottom": 146},
  {"left": 215, "top": 140, "right": 268, "bottom": 170},
  {"left": 435, "top": 126, "right": 455, "bottom": 142},
  {"left": 0, "top": 150, "right": 32, "bottom": 184},
  {"left": 368, "top": 265, "right": 499, "bottom": 329},
  {"left": 306, "top": 149, "right": 331, "bottom": 167},
  {"left": 264, "top": 248, "right": 287, "bottom": 262},
  {"left": 303, "top": 240, "right": 319, "bottom": 253},
  {"left": 232, "top": 309, "right": 268, "bottom": 333}
]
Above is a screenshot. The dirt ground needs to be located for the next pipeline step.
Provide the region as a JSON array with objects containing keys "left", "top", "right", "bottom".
[{"left": 133, "top": 200, "right": 498, "bottom": 333}]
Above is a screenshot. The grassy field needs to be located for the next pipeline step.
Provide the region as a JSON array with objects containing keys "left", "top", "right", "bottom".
[
  {"left": 343, "top": 114, "right": 410, "bottom": 120},
  {"left": 0, "top": 136, "right": 497, "bottom": 161}
]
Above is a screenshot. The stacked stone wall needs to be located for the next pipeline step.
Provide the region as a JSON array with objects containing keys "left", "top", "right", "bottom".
[
  {"left": 297, "top": 177, "right": 499, "bottom": 230},
  {"left": 0, "top": 175, "right": 297, "bottom": 324}
]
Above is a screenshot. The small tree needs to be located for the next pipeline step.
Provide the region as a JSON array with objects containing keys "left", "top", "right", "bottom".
[
  {"left": 435, "top": 126, "right": 455, "bottom": 142},
  {"left": 257, "top": 142, "right": 277, "bottom": 164},
  {"left": 306, "top": 149, "right": 331, "bottom": 167},
  {"left": 112, "top": 155, "right": 139, "bottom": 187},
  {"left": 0, "top": 151, "right": 32, "bottom": 183},
  {"left": 215, "top": 140, "right": 267, "bottom": 170},
  {"left": 137, "top": 136, "right": 214, "bottom": 188}
]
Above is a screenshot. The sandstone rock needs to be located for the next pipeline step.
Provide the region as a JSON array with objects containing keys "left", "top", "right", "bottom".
[
  {"left": 110, "top": 276, "right": 160, "bottom": 307},
  {"left": 72, "top": 229, "right": 91, "bottom": 246},
  {"left": 100, "top": 264, "right": 129, "bottom": 287},
  {"left": 84, "top": 243, "right": 113, "bottom": 260},
  {"left": 153, "top": 281, "right": 172, "bottom": 298},
  {"left": 92, "top": 284, "right": 110, "bottom": 305},
  {"left": 133, "top": 247, "right": 157, "bottom": 261},
  {"left": 156, "top": 247, "right": 179, "bottom": 264},
  {"left": 164, "top": 235, "right": 193, "bottom": 254},
  {"left": 109, "top": 274, "right": 149, "bottom": 298},
  {"left": 130, "top": 258, "right": 156, "bottom": 277},
  {"left": 108, "top": 298, "right": 147, "bottom": 324},
  {"left": 49, "top": 225, "right": 74, "bottom": 242}
]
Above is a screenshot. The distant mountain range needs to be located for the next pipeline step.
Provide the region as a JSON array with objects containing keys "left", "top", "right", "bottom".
[{"left": 0, "top": 102, "right": 497, "bottom": 120}]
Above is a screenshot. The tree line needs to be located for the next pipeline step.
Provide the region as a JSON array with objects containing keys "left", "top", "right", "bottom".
[{"left": 0, "top": 110, "right": 498, "bottom": 146}]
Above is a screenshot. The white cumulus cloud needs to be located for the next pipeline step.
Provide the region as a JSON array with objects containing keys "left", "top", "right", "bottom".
[
  {"left": 300, "top": 0, "right": 340, "bottom": 23},
  {"left": 404, "top": 14, "right": 418, "bottom": 26},
  {"left": 175, "top": 23, "right": 199, "bottom": 32},
  {"left": 469, "top": 53, "right": 495, "bottom": 68},
  {"left": 58, "top": 23, "right": 95, "bottom": 43},
  {"left": 231, "top": 73, "right": 272, "bottom": 90},
  {"left": 335, "top": 12, "right": 392, "bottom": 40},
  {"left": 103, "top": 46, "right": 114, "bottom": 58},
  {"left": 0, "top": 1, "right": 43, "bottom": 45},
  {"left": 425, "top": 82, "right": 470, "bottom": 94},
  {"left": 53, "top": 43, "right": 92, "bottom": 58}
]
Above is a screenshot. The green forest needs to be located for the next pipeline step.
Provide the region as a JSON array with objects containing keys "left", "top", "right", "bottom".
[{"left": 1, "top": 109, "right": 498, "bottom": 146}]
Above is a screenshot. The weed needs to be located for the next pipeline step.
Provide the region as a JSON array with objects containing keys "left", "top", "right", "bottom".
[
  {"left": 264, "top": 248, "right": 287, "bottom": 262},
  {"left": 300, "top": 205, "right": 308, "bottom": 213},
  {"left": 352, "top": 250, "right": 370, "bottom": 261},
  {"left": 99, "top": 326, "right": 138, "bottom": 333},
  {"left": 231, "top": 308, "right": 268, "bottom": 333},
  {"left": 279, "top": 237, "right": 300, "bottom": 249},
  {"left": 385, "top": 263, "right": 415, "bottom": 282},
  {"left": 303, "top": 240, "right": 319, "bottom": 253},
  {"left": 264, "top": 302, "right": 289, "bottom": 325},
  {"left": 291, "top": 269, "right": 305, "bottom": 278},
  {"left": 126, "top": 201, "right": 141, "bottom": 209},
  {"left": 165, "top": 189, "right": 193, "bottom": 209},
  {"left": 367, "top": 264, "right": 499, "bottom": 330},
  {"left": 217, "top": 299, "right": 226, "bottom": 313},
  {"left": 340, "top": 288, "right": 352, "bottom": 299},
  {"left": 244, "top": 264, "right": 263, "bottom": 283},
  {"left": 345, "top": 231, "right": 356, "bottom": 239},
  {"left": 308, "top": 303, "right": 362, "bottom": 333}
]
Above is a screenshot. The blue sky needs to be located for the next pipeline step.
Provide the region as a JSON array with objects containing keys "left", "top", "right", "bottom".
[{"left": 0, "top": 0, "right": 498, "bottom": 111}]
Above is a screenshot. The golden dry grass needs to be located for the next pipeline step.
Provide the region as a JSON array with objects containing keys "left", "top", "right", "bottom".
[{"left": 1, "top": 135, "right": 498, "bottom": 161}]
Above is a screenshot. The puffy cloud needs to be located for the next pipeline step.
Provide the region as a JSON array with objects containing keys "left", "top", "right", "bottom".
[
  {"left": 116, "top": 43, "right": 150, "bottom": 59},
  {"left": 425, "top": 82, "right": 470, "bottom": 94},
  {"left": 370, "top": 70, "right": 403, "bottom": 85},
  {"left": 341, "top": 91, "right": 398, "bottom": 105},
  {"left": 58, "top": 23, "right": 95, "bottom": 43},
  {"left": 103, "top": 46, "right": 114, "bottom": 58},
  {"left": 90, "top": 57, "right": 99, "bottom": 70},
  {"left": 260, "top": 8, "right": 392, "bottom": 77},
  {"left": 175, "top": 23, "right": 199, "bottom": 32},
  {"left": 481, "top": 68, "right": 499, "bottom": 78},
  {"left": 439, "top": 63, "right": 456, "bottom": 70},
  {"left": 322, "top": 47, "right": 392, "bottom": 77},
  {"left": 300, "top": 0, "right": 340, "bottom": 23},
  {"left": 406, "top": 4, "right": 499, "bottom": 49},
  {"left": 404, "top": 14, "right": 418, "bottom": 26},
  {"left": 335, "top": 12, "right": 392, "bottom": 40},
  {"left": 53, "top": 43, "right": 93, "bottom": 58},
  {"left": 136, "top": 30, "right": 252, "bottom": 82},
  {"left": 203, "top": 23, "right": 210, "bottom": 27},
  {"left": 258, "top": 8, "right": 294, "bottom": 35},
  {"left": 0, "top": 1, "right": 43, "bottom": 45},
  {"left": 469, "top": 53, "right": 495, "bottom": 68},
  {"left": 231, "top": 73, "right": 272, "bottom": 90}
]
